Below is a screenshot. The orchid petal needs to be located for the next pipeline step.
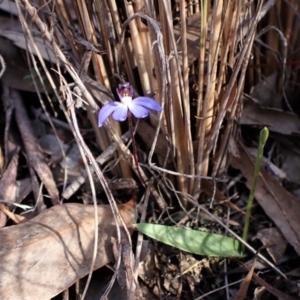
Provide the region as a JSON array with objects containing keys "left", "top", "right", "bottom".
[
  {"left": 98, "top": 102, "right": 119, "bottom": 127},
  {"left": 132, "top": 97, "right": 162, "bottom": 112},
  {"left": 112, "top": 103, "right": 128, "bottom": 121},
  {"left": 128, "top": 103, "right": 149, "bottom": 118}
]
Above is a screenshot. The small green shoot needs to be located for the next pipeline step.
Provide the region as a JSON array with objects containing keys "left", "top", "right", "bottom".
[
  {"left": 242, "top": 127, "right": 269, "bottom": 251},
  {"left": 135, "top": 223, "right": 245, "bottom": 258}
]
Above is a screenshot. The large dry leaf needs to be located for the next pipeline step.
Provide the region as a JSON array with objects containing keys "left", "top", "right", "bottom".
[
  {"left": 251, "top": 271, "right": 297, "bottom": 300},
  {"left": 231, "top": 145, "right": 300, "bottom": 256},
  {"left": 11, "top": 88, "right": 60, "bottom": 205},
  {"left": 277, "top": 144, "right": 300, "bottom": 184},
  {"left": 0, "top": 200, "right": 136, "bottom": 300},
  {"left": 0, "top": 36, "right": 43, "bottom": 92},
  {"left": 0, "top": 0, "right": 18, "bottom": 16},
  {"left": 252, "top": 228, "right": 287, "bottom": 264},
  {"left": 241, "top": 98, "right": 300, "bottom": 136},
  {"left": 250, "top": 72, "right": 281, "bottom": 108},
  {"left": 233, "top": 259, "right": 255, "bottom": 300},
  {"left": 0, "top": 149, "right": 19, "bottom": 205},
  {"left": 0, "top": 16, "right": 56, "bottom": 63},
  {"left": 0, "top": 149, "right": 19, "bottom": 227}
]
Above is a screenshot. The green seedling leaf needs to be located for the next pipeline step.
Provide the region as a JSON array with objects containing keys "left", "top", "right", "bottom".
[
  {"left": 135, "top": 223, "right": 245, "bottom": 258},
  {"left": 242, "top": 126, "right": 269, "bottom": 251}
]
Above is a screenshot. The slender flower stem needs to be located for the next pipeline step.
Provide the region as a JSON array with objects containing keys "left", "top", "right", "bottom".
[
  {"left": 242, "top": 127, "right": 269, "bottom": 252},
  {"left": 127, "top": 111, "right": 147, "bottom": 187}
]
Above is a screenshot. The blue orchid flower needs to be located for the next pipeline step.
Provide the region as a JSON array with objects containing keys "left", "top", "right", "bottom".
[{"left": 98, "top": 83, "right": 162, "bottom": 127}]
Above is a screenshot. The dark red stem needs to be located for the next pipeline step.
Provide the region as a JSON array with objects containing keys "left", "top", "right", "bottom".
[{"left": 127, "top": 111, "right": 147, "bottom": 187}]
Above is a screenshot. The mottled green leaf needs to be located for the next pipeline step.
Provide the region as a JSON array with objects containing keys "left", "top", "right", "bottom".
[{"left": 135, "top": 223, "right": 245, "bottom": 258}]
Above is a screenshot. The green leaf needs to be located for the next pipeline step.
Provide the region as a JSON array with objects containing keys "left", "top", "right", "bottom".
[
  {"left": 242, "top": 126, "right": 269, "bottom": 251},
  {"left": 135, "top": 223, "right": 245, "bottom": 258}
]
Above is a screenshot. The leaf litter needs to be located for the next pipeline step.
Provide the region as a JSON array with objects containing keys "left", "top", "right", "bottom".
[
  {"left": 0, "top": 199, "right": 137, "bottom": 300},
  {"left": 0, "top": 0, "right": 300, "bottom": 299}
]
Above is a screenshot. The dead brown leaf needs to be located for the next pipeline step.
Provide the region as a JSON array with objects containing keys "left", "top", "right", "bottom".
[
  {"left": 0, "top": 149, "right": 19, "bottom": 206},
  {"left": 173, "top": 12, "right": 204, "bottom": 66},
  {"left": 0, "top": 199, "right": 136, "bottom": 300},
  {"left": 277, "top": 144, "right": 300, "bottom": 185},
  {"left": 252, "top": 227, "right": 287, "bottom": 264},
  {"left": 233, "top": 259, "right": 256, "bottom": 300},
  {"left": 0, "top": 140, "right": 3, "bottom": 175},
  {"left": 0, "top": 0, "right": 18, "bottom": 16},
  {"left": 250, "top": 72, "right": 281, "bottom": 108},
  {"left": 251, "top": 270, "right": 298, "bottom": 300},
  {"left": 0, "top": 149, "right": 19, "bottom": 227},
  {"left": 0, "top": 36, "right": 44, "bottom": 93},
  {"left": 112, "top": 237, "right": 141, "bottom": 300},
  {"left": 9, "top": 87, "right": 60, "bottom": 205},
  {"left": 0, "top": 16, "right": 56, "bottom": 63},
  {"left": 237, "top": 262, "right": 298, "bottom": 300},
  {"left": 231, "top": 144, "right": 300, "bottom": 256},
  {"left": 241, "top": 98, "right": 300, "bottom": 136}
]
